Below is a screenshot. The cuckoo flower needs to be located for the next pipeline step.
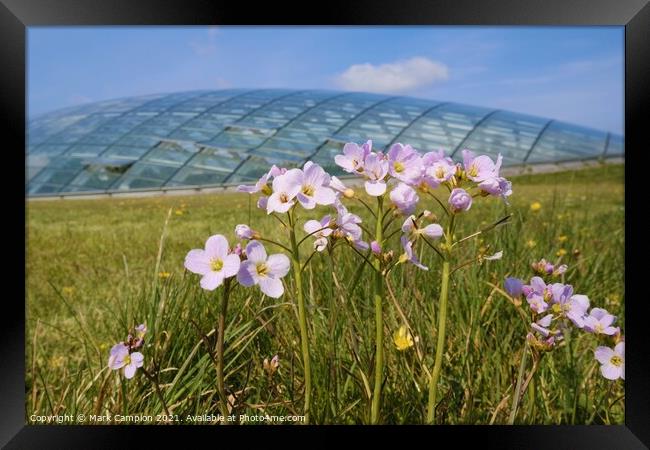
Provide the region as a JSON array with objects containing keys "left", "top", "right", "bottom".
[
  {"left": 584, "top": 308, "right": 618, "bottom": 335},
  {"left": 504, "top": 277, "right": 524, "bottom": 298},
  {"left": 332, "top": 200, "right": 364, "bottom": 242},
  {"left": 266, "top": 168, "right": 303, "bottom": 214},
  {"left": 478, "top": 176, "right": 512, "bottom": 198},
  {"left": 387, "top": 143, "right": 422, "bottom": 184},
  {"left": 401, "top": 215, "right": 443, "bottom": 241},
  {"left": 532, "top": 259, "right": 568, "bottom": 277},
  {"left": 530, "top": 314, "right": 554, "bottom": 337},
  {"left": 235, "top": 224, "right": 259, "bottom": 240},
  {"left": 389, "top": 182, "right": 420, "bottom": 215},
  {"left": 108, "top": 343, "right": 144, "bottom": 379},
  {"left": 363, "top": 152, "right": 389, "bottom": 196},
  {"left": 184, "top": 235, "right": 241, "bottom": 291},
  {"left": 399, "top": 235, "right": 428, "bottom": 270},
  {"left": 132, "top": 324, "right": 147, "bottom": 349},
  {"left": 303, "top": 215, "right": 334, "bottom": 252},
  {"left": 426, "top": 157, "right": 456, "bottom": 185},
  {"left": 524, "top": 277, "right": 552, "bottom": 313},
  {"left": 448, "top": 188, "right": 472, "bottom": 213},
  {"left": 595, "top": 342, "right": 625, "bottom": 380},
  {"left": 296, "top": 161, "right": 337, "bottom": 209},
  {"left": 549, "top": 283, "right": 590, "bottom": 328},
  {"left": 462, "top": 150, "right": 503, "bottom": 182},
  {"left": 237, "top": 164, "right": 281, "bottom": 194},
  {"left": 334, "top": 140, "right": 372, "bottom": 174},
  {"left": 330, "top": 176, "right": 355, "bottom": 199},
  {"left": 237, "top": 240, "right": 290, "bottom": 298}
]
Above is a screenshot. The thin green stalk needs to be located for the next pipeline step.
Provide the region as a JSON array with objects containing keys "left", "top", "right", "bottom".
[
  {"left": 288, "top": 210, "right": 311, "bottom": 424},
  {"left": 370, "top": 196, "right": 384, "bottom": 424},
  {"left": 426, "top": 259, "right": 450, "bottom": 423},
  {"left": 216, "top": 278, "right": 231, "bottom": 420},
  {"left": 508, "top": 343, "right": 529, "bottom": 424}
]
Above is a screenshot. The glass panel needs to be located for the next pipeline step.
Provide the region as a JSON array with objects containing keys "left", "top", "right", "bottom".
[
  {"left": 30, "top": 144, "right": 69, "bottom": 156},
  {"left": 28, "top": 183, "right": 62, "bottom": 195},
  {"left": 527, "top": 121, "right": 607, "bottom": 163},
  {"left": 115, "top": 134, "right": 161, "bottom": 148},
  {"left": 102, "top": 146, "right": 151, "bottom": 160},
  {"left": 31, "top": 168, "right": 79, "bottom": 186},
  {"left": 124, "top": 162, "right": 177, "bottom": 181},
  {"left": 184, "top": 146, "right": 247, "bottom": 172},
  {"left": 64, "top": 144, "right": 107, "bottom": 157},
  {"left": 204, "top": 131, "right": 266, "bottom": 149},
  {"left": 461, "top": 111, "right": 549, "bottom": 163},
  {"left": 141, "top": 140, "right": 200, "bottom": 167},
  {"left": 69, "top": 166, "right": 128, "bottom": 190},
  {"left": 167, "top": 167, "right": 228, "bottom": 186},
  {"left": 113, "top": 176, "right": 164, "bottom": 190},
  {"left": 167, "top": 128, "right": 221, "bottom": 142}
]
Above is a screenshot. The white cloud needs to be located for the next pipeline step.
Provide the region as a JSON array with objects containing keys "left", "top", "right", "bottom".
[{"left": 335, "top": 57, "right": 449, "bottom": 94}]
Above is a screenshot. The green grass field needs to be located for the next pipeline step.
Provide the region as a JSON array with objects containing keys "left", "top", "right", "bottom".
[{"left": 26, "top": 164, "right": 624, "bottom": 425}]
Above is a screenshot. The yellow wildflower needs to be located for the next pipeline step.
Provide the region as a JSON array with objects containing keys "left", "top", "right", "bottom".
[
  {"left": 158, "top": 271, "right": 171, "bottom": 279},
  {"left": 557, "top": 235, "right": 568, "bottom": 243},
  {"left": 530, "top": 202, "right": 542, "bottom": 212},
  {"left": 556, "top": 248, "right": 567, "bottom": 257},
  {"left": 393, "top": 325, "right": 414, "bottom": 351},
  {"left": 62, "top": 286, "right": 75, "bottom": 296},
  {"left": 526, "top": 240, "right": 537, "bottom": 248}
]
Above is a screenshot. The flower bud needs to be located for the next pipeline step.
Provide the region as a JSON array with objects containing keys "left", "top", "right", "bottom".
[{"left": 343, "top": 188, "right": 355, "bottom": 199}]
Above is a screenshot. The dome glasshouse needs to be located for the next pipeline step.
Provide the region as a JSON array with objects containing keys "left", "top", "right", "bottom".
[{"left": 27, "top": 89, "right": 624, "bottom": 196}]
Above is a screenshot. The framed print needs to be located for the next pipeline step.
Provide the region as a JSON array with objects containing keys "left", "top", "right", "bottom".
[{"left": 3, "top": 0, "right": 649, "bottom": 447}]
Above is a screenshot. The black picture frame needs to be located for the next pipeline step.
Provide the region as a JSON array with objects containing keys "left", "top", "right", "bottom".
[{"left": 3, "top": 0, "right": 649, "bottom": 447}]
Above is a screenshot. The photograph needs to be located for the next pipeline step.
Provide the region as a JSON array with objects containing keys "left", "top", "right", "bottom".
[{"left": 24, "top": 25, "right": 626, "bottom": 427}]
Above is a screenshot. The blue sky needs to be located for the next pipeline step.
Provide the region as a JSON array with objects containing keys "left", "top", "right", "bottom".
[{"left": 28, "top": 26, "right": 624, "bottom": 134}]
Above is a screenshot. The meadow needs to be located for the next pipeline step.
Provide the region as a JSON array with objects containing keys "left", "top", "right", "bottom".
[{"left": 26, "top": 163, "right": 624, "bottom": 425}]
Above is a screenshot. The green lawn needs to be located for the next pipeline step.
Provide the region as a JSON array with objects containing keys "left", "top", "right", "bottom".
[{"left": 26, "top": 163, "right": 624, "bottom": 424}]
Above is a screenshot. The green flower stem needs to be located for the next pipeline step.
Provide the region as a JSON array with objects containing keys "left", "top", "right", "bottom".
[
  {"left": 426, "top": 259, "right": 450, "bottom": 423},
  {"left": 508, "top": 342, "right": 529, "bottom": 424},
  {"left": 216, "top": 278, "right": 231, "bottom": 420},
  {"left": 426, "top": 213, "right": 454, "bottom": 424},
  {"left": 288, "top": 210, "right": 311, "bottom": 424},
  {"left": 370, "top": 196, "right": 384, "bottom": 424}
]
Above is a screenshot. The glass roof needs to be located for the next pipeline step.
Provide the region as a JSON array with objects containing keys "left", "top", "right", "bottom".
[{"left": 27, "top": 89, "right": 624, "bottom": 196}]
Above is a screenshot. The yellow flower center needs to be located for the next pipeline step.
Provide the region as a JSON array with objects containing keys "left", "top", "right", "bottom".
[
  {"left": 393, "top": 161, "right": 405, "bottom": 173},
  {"left": 261, "top": 184, "right": 273, "bottom": 196},
  {"left": 210, "top": 258, "right": 224, "bottom": 272},
  {"left": 123, "top": 353, "right": 131, "bottom": 365},
  {"left": 435, "top": 166, "right": 445, "bottom": 179},
  {"left": 468, "top": 164, "right": 479, "bottom": 177},
  {"left": 256, "top": 262, "right": 269, "bottom": 276},
  {"left": 551, "top": 303, "right": 563, "bottom": 314},
  {"left": 302, "top": 185, "right": 315, "bottom": 196},
  {"left": 610, "top": 355, "right": 623, "bottom": 366},
  {"left": 595, "top": 323, "right": 604, "bottom": 333},
  {"left": 280, "top": 193, "right": 289, "bottom": 203}
]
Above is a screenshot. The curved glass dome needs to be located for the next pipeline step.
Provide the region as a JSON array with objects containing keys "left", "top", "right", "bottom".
[{"left": 27, "top": 89, "right": 624, "bottom": 196}]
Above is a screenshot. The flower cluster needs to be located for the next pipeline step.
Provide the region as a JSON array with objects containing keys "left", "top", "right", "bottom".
[
  {"left": 334, "top": 141, "right": 511, "bottom": 203},
  {"left": 531, "top": 258, "right": 567, "bottom": 277},
  {"left": 108, "top": 324, "right": 147, "bottom": 379},
  {"left": 505, "top": 261, "right": 624, "bottom": 381},
  {"left": 184, "top": 235, "right": 290, "bottom": 298}
]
